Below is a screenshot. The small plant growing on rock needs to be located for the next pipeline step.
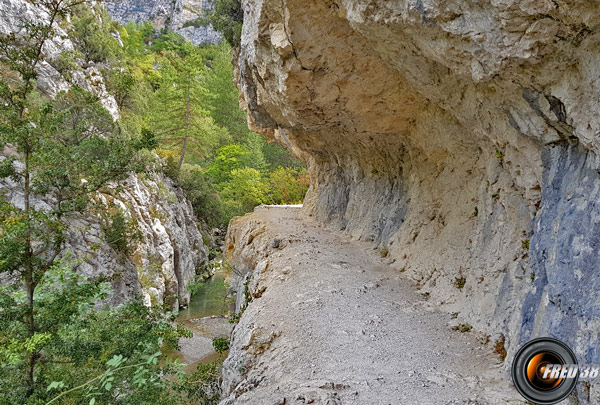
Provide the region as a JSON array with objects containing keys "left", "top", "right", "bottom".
[
  {"left": 495, "top": 150, "right": 504, "bottom": 162},
  {"left": 522, "top": 239, "right": 530, "bottom": 250},
  {"left": 530, "top": 272, "right": 535, "bottom": 282},
  {"left": 212, "top": 337, "right": 230, "bottom": 354},
  {"left": 495, "top": 334, "right": 507, "bottom": 362},
  {"left": 379, "top": 248, "right": 389, "bottom": 258},
  {"left": 453, "top": 324, "right": 472, "bottom": 333},
  {"left": 454, "top": 276, "right": 466, "bottom": 289},
  {"left": 101, "top": 205, "right": 141, "bottom": 255}
]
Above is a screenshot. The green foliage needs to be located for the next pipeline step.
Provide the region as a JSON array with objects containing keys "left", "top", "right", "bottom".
[
  {"left": 179, "top": 165, "right": 225, "bottom": 227},
  {"left": 452, "top": 324, "right": 473, "bottom": 333},
  {"left": 207, "top": 144, "right": 252, "bottom": 184},
  {"left": 100, "top": 205, "right": 141, "bottom": 255},
  {"left": 212, "top": 337, "right": 230, "bottom": 354},
  {"left": 454, "top": 276, "right": 466, "bottom": 289},
  {"left": 268, "top": 167, "right": 309, "bottom": 204},
  {"left": 69, "top": 4, "right": 122, "bottom": 63},
  {"left": 0, "top": 4, "right": 167, "bottom": 403},
  {"left": 221, "top": 167, "right": 270, "bottom": 216},
  {"left": 0, "top": 264, "right": 187, "bottom": 404},
  {"left": 174, "top": 362, "right": 221, "bottom": 404},
  {"left": 110, "top": 24, "right": 307, "bottom": 226}
]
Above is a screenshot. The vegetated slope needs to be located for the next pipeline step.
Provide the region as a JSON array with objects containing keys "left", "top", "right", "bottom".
[
  {"left": 0, "top": 0, "right": 208, "bottom": 309},
  {"left": 234, "top": 1, "right": 600, "bottom": 402}
]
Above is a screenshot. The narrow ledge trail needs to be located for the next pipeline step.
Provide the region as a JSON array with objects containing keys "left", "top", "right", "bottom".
[{"left": 221, "top": 206, "right": 526, "bottom": 405}]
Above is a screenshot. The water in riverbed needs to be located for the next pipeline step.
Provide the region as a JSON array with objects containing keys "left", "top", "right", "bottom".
[{"left": 167, "top": 263, "right": 233, "bottom": 373}]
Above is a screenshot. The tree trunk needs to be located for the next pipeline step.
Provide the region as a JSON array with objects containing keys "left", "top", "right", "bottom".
[
  {"left": 178, "top": 82, "right": 192, "bottom": 170},
  {"left": 23, "top": 146, "right": 36, "bottom": 397}
]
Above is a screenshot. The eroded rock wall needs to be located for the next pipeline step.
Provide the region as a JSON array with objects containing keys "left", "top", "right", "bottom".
[
  {"left": 234, "top": 0, "right": 600, "bottom": 398},
  {"left": 105, "top": 0, "right": 221, "bottom": 45},
  {"left": 0, "top": 153, "right": 208, "bottom": 309}
]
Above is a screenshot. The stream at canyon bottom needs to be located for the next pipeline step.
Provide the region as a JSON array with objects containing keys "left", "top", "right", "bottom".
[{"left": 166, "top": 262, "right": 233, "bottom": 373}]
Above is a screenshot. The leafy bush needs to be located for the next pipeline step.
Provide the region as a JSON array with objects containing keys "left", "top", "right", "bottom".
[
  {"left": 220, "top": 168, "right": 270, "bottom": 216},
  {"left": 0, "top": 264, "right": 189, "bottom": 404},
  {"left": 212, "top": 337, "right": 230, "bottom": 353},
  {"left": 101, "top": 205, "right": 141, "bottom": 255},
  {"left": 207, "top": 144, "right": 253, "bottom": 185},
  {"left": 69, "top": 5, "right": 122, "bottom": 63},
  {"left": 268, "top": 167, "right": 309, "bottom": 204},
  {"left": 174, "top": 362, "right": 221, "bottom": 404}
]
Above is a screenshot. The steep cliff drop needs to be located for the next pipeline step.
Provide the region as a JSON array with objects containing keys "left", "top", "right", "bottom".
[{"left": 225, "top": 0, "right": 600, "bottom": 403}]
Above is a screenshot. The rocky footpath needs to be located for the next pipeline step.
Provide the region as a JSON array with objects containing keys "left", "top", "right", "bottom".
[
  {"left": 221, "top": 206, "right": 524, "bottom": 404},
  {"left": 105, "top": 0, "right": 221, "bottom": 45},
  {"left": 233, "top": 0, "right": 600, "bottom": 402}
]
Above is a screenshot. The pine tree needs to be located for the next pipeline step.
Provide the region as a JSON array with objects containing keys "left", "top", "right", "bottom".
[{"left": 150, "top": 43, "right": 227, "bottom": 169}]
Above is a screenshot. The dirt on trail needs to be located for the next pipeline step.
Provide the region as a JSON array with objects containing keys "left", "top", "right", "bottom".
[{"left": 220, "top": 206, "right": 526, "bottom": 405}]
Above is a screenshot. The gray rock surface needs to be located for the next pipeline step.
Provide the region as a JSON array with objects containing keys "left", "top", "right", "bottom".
[
  {"left": 233, "top": 0, "right": 600, "bottom": 402},
  {"left": 0, "top": 0, "right": 120, "bottom": 119},
  {"left": 105, "top": 0, "right": 221, "bottom": 45}
]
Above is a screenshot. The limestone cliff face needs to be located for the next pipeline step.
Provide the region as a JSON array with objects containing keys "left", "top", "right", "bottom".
[
  {"left": 105, "top": 0, "right": 221, "bottom": 45},
  {"left": 66, "top": 172, "right": 208, "bottom": 309},
  {"left": 235, "top": 0, "right": 600, "bottom": 396},
  {"left": 0, "top": 0, "right": 120, "bottom": 119},
  {"left": 0, "top": 152, "right": 208, "bottom": 310}
]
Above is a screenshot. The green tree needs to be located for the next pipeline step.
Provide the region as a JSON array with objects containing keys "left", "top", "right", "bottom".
[
  {"left": 268, "top": 167, "right": 309, "bottom": 204},
  {"left": 69, "top": 4, "right": 122, "bottom": 64},
  {"left": 220, "top": 167, "right": 269, "bottom": 217},
  {"left": 206, "top": 144, "right": 252, "bottom": 185},
  {"left": 0, "top": 1, "right": 151, "bottom": 401},
  {"left": 185, "top": 0, "right": 243, "bottom": 48},
  {"left": 179, "top": 165, "right": 225, "bottom": 227},
  {"left": 150, "top": 44, "right": 228, "bottom": 169}
]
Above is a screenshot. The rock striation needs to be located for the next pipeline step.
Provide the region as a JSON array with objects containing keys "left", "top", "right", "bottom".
[
  {"left": 232, "top": 0, "right": 600, "bottom": 402},
  {"left": 105, "top": 0, "right": 221, "bottom": 45}
]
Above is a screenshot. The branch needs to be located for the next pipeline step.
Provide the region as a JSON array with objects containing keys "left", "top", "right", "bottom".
[{"left": 45, "top": 361, "right": 150, "bottom": 405}]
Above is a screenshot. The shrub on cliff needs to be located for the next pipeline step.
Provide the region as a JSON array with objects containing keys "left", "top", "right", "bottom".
[{"left": 185, "top": 0, "right": 243, "bottom": 48}]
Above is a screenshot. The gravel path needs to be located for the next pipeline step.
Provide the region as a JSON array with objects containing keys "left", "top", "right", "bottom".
[{"left": 221, "top": 207, "right": 525, "bottom": 404}]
